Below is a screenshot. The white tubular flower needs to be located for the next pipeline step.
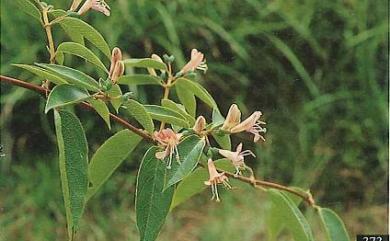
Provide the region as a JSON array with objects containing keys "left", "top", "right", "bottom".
[
  {"left": 153, "top": 128, "right": 183, "bottom": 169},
  {"left": 221, "top": 104, "right": 241, "bottom": 131},
  {"left": 109, "top": 47, "right": 123, "bottom": 81},
  {"left": 221, "top": 104, "right": 266, "bottom": 142},
  {"left": 218, "top": 143, "right": 256, "bottom": 175},
  {"left": 180, "top": 49, "right": 207, "bottom": 74},
  {"left": 78, "top": 0, "right": 111, "bottom": 16},
  {"left": 204, "top": 159, "right": 231, "bottom": 202}
]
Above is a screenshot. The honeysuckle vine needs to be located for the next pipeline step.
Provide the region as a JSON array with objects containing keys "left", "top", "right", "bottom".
[
  {"left": 3, "top": 1, "right": 352, "bottom": 241},
  {"left": 0, "top": 74, "right": 315, "bottom": 206}
]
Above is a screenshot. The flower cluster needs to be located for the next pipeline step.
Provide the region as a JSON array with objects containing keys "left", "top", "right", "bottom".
[{"left": 148, "top": 50, "right": 265, "bottom": 202}]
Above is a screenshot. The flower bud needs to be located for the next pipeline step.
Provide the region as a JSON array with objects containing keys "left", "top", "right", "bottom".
[
  {"left": 111, "top": 61, "right": 125, "bottom": 83},
  {"left": 221, "top": 104, "right": 241, "bottom": 131},
  {"left": 109, "top": 47, "right": 122, "bottom": 78},
  {"left": 193, "top": 116, "right": 206, "bottom": 134}
]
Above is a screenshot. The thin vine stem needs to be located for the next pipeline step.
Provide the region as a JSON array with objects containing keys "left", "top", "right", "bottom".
[{"left": 0, "top": 75, "right": 315, "bottom": 206}]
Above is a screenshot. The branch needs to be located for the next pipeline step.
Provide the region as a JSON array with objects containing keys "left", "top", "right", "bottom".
[
  {"left": 0, "top": 75, "right": 153, "bottom": 141},
  {"left": 1, "top": 75, "right": 315, "bottom": 206}
]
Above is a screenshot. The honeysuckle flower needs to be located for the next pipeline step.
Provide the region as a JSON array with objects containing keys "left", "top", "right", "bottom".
[
  {"left": 109, "top": 47, "right": 123, "bottom": 82},
  {"left": 180, "top": 49, "right": 207, "bottom": 74},
  {"left": 221, "top": 104, "right": 266, "bottom": 142},
  {"left": 110, "top": 61, "right": 124, "bottom": 83},
  {"left": 193, "top": 116, "right": 206, "bottom": 134},
  {"left": 219, "top": 143, "right": 256, "bottom": 175},
  {"left": 204, "top": 159, "right": 231, "bottom": 202},
  {"left": 221, "top": 104, "right": 241, "bottom": 131},
  {"left": 77, "top": 0, "right": 111, "bottom": 16},
  {"left": 153, "top": 128, "right": 183, "bottom": 169},
  {"left": 230, "top": 111, "right": 266, "bottom": 142}
]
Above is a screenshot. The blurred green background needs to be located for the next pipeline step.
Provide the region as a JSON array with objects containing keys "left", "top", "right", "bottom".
[{"left": 0, "top": 0, "right": 388, "bottom": 240}]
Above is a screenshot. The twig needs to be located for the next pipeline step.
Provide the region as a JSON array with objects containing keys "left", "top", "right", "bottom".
[
  {"left": 0, "top": 75, "right": 315, "bottom": 206},
  {"left": 0, "top": 75, "right": 153, "bottom": 141}
]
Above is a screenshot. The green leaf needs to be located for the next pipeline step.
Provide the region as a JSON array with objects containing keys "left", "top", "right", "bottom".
[
  {"left": 123, "top": 58, "right": 166, "bottom": 70},
  {"left": 13, "top": 64, "right": 68, "bottom": 85},
  {"left": 318, "top": 208, "right": 350, "bottom": 241},
  {"left": 212, "top": 108, "right": 225, "bottom": 126},
  {"left": 37, "top": 63, "right": 100, "bottom": 91},
  {"left": 212, "top": 132, "right": 231, "bottom": 150},
  {"left": 170, "top": 159, "right": 234, "bottom": 210},
  {"left": 56, "top": 42, "right": 108, "bottom": 72},
  {"left": 107, "top": 84, "right": 122, "bottom": 113},
  {"left": 161, "top": 99, "right": 195, "bottom": 125},
  {"left": 136, "top": 147, "right": 174, "bottom": 241},
  {"left": 89, "top": 98, "right": 111, "bottom": 129},
  {"left": 267, "top": 189, "right": 314, "bottom": 241},
  {"left": 54, "top": 110, "right": 88, "bottom": 239},
  {"left": 87, "top": 130, "right": 142, "bottom": 199},
  {"left": 45, "top": 85, "right": 90, "bottom": 113},
  {"left": 175, "top": 78, "right": 218, "bottom": 109},
  {"left": 57, "top": 17, "right": 111, "bottom": 58},
  {"left": 14, "top": 0, "right": 41, "bottom": 22},
  {"left": 175, "top": 81, "right": 196, "bottom": 117},
  {"left": 144, "top": 105, "right": 190, "bottom": 128},
  {"left": 123, "top": 100, "right": 154, "bottom": 133},
  {"left": 165, "top": 135, "right": 205, "bottom": 189},
  {"left": 117, "top": 74, "right": 163, "bottom": 86}
]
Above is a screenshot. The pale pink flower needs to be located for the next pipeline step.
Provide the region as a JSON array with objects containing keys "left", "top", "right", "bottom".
[
  {"left": 153, "top": 128, "right": 183, "bottom": 169},
  {"left": 221, "top": 104, "right": 241, "bottom": 131},
  {"left": 109, "top": 47, "right": 123, "bottom": 82},
  {"left": 221, "top": 104, "right": 266, "bottom": 142},
  {"left": 193, "top": 116, "right": 206, "bottom": 134},
  {"left": 219, "top": 143, "right": 256, "bottom": 175},
  {"left": 204, "top": 159, "right": 231, "bottom": 202},
  {"left": 77, "top": 0, "right": 111, "bottom": 16},
  {"left": 230, "top": 111, "right": 266, "bottom": 142},
  {"left": 180, "top": 49, "right": 207, "bottom": 74}
]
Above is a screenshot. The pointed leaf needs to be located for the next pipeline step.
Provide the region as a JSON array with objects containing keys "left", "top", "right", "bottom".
[
  {"left": 175, "top": 78, "right": 218, "bottom": 109},
  {"left": 267, "top": 189, "right": 314, "bottom": 241},
  {"left": 13, "top": 64, "right": 68, "bottom": 85},
  {"left": 13, "top": 0, "right": 41, "bottom": 21},
  {"left": 117, "top": 74, "right": 163, "bottom": 86},
  {"left": 57, "top": 17, "right": 111, "bottom": 58},
  {"left": 56, "top": 42, "right": 108, "bottom": 72},
  {"left": 89, "top": 98, "right": 111, "bottom": 129},
  {"left": 54, "top": 110, "right": 88, "bottom": 239},
  {"left": 87, "top": 130, "right": 142, "bottom": 199},
  {"left": 175, "top": 80, "right": 196, "bottom": 117},
  {"left": 212, "top": 132, "right": 231, "bottom": 150},
  {"left": 107, "top": 84, "right": 122, "bottom": 113},
  {"left": 136, "top": 147, "right": 174, "bottom": 241},
  {"left": 165, "top": 135, "right": 205, "bottom": 189},
  {"left": 37, "top": 63, "right": 100, "bottom": 91},
  {"left": 144, "top": 105, "right": 190, "bottom": 128},
  {"left": 318, "top": 208, "right": 350, "bottom": 241},
  {"left": 123, "top": 58, "right": 167, "bottom": 70},
  {"left": 123, "top": 100, "right": 154, "bottom": 133},
  {"left": 45, "top": 85, "right": 90, "bottom": 113},
  {"left": 161, "top": 99, "right": 195, "bottom": 125}
]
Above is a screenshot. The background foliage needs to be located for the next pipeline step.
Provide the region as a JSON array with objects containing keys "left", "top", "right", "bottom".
[{"left": 1, "top": 0, "right": 388, "bottom": 240}]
